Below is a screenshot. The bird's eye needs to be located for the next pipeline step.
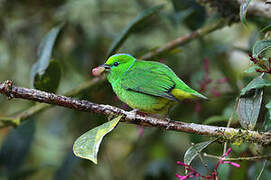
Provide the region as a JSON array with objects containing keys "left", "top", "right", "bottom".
[{"left": 113, "top": 62, "right": 120, "bottom": 66}]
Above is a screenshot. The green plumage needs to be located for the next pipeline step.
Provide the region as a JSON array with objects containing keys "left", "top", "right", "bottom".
[{"left": 93, "top": 53, "right": 207, "bottom": 115}]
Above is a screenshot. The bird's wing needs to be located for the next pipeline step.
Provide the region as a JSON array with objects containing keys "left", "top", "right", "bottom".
[{"left": 120, "top": 66, "right": 178, "bottom": 101}]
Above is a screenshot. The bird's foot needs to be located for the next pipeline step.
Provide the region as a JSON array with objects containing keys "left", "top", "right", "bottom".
[
  {"left": 127, "top": 109, "right": 149, "bottom": 120},
  {"left": 107, "top": 114, "right": 115, "bottom": 121},
  {"left": 128, "top": 109, "right": 139, "bottom": 120},
  {"left": 165, "top": 117, "right": 172, "bottom": 130}
]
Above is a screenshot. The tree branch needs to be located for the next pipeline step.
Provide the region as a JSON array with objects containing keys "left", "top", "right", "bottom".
[
  {"left": 1, "top": 80, "right": 271, "bottom": 146},
  {"left": 6, "top": 76, "right": 106, "bottom": 124},
  {"left": 204, "top": 153, "right": 271, "bottom": 161},
  {"left": 140, "top": 19, "right": 226, "bottom": 60}
]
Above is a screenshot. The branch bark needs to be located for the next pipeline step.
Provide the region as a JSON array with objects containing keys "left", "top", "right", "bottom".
[{"left": 1, "top": 80, "right": 271, "bottom": 146}]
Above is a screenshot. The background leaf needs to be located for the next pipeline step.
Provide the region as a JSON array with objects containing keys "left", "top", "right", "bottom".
[
  {"left": 240, "top": 0, "right": 252, "bottom": 25},
  {"left": 171, "top": 0, "right": 206, "bottom": 30},
  {"left": 106, "top": 4, "right": 164, "bottom": 57},
  {"left": 184, "top": 139, "right": 216, "bottom": 165},
  {"left": 252, "top": 39, "right": 271, "bottom": 58},
  {"left": 244, "top": 64, "right": 264, "bottom": 73},
  {"left": 240, "top": 75, "right": 271, "bottom": 96},
  {"left": 203, "top": 115, "right": 229, "bottom": 125},
  {"left": 33, "top": 60, "right": 61, "bottom": 93},
  {"left": 237, "top": 87, "right": 263, "bottom": 130},
  {"left": 0, "top": 119, "right": 35, "bottom": 178},
  {"left": 73, "top": 116, "right": 122, "bottom": 164},
  {"left": 31, "top": 23, "right": 64, "bottom": 92}
]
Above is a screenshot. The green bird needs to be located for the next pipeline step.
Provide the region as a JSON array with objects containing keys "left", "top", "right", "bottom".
[{"left": 92, "top": 53, "right": 207, "bottom": 115}]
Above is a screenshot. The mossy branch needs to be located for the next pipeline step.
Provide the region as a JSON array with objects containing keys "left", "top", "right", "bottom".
[{"left": 1, "top": 80, "right": 271, "bottom": 146}]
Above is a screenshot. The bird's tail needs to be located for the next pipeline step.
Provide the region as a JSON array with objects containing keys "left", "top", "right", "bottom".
[
  {"left": 191, "top": 91, "right": 209, "bottom": 100},
  {"left": 171, "top": 88, "right": 209, "bottom": 101}
]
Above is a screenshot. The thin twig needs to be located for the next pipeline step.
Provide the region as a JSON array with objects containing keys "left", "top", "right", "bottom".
[
  {"left": 223, "top": 97, "right": 239, "bottom": 154},
  {"left": 204, "top": 153, "right": 271, "bottom": 161},
  {"left": 140, "top": 19, "right": 226, "bottom": 60},
  {"left": 257, "top": 160, "right": 267, "bottom": 180},
  {"left": 191, "top": 143, "right": 211, "bottom": 175},
  {"left": 1, "top": 80, "right": 271, "bottom": 146}
]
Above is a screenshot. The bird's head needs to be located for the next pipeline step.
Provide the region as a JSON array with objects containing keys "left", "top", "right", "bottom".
[{"left": 92, "top": 53, "right": 136, "bottom": 78}]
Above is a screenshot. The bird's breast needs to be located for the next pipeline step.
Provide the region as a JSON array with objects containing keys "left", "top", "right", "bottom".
[{"left": 111, "top": 83, "right": 176, "bottom": 114}]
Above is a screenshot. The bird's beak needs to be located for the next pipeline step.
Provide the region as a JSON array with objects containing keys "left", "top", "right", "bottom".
[{"left": 92, "top": 64, "right": 111, "bottom": 76}]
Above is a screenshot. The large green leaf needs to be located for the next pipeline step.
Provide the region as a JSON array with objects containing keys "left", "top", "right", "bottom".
[
  {"left": 184, "top": 139, "right": 216, "bottom": 165},
  {"left": 33, "top": 60, "right": 61, "bottom": 93},
  {"left": 252, "top": 39, "right": 271, "bottom": 58},
  {"left": 106, "top": 4, "right": 164, "bottom": 57},
  {"left": 240, "top": 75, "right": 271, "bottom": 96},
  {"left": 240, "top": 0, "right": 252, "bottom": 25},
  {"left": 73, "top": 116, "right": 122, "bottom": 164},
  {"left": 31, "top": 23, "right": 64, "bottom": 92},
  {"left": 237, "top": 76, "right": 264, "bottom": 130}
]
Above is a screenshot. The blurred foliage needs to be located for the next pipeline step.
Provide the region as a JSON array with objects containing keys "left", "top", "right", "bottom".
[{"left": 1, "top": 0, "right": 271, "bottom": 179}]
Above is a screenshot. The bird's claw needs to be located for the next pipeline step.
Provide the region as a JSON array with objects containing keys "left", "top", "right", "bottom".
[
  {"left": 107, "top": 114, "right": 115, "bottom": 121},
  {"left": 165, "top": 117, "right": 171, "bottom": 130},
  {"left": 128, "top": 109, "right": 139, "bottom": 120}
]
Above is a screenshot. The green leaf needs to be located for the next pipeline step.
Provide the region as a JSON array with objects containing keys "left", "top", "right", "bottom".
[
  {"left": 266, "top": 101, "right": 271, "bottom": 109},
  {"left": 73, "top": 116, "right": 122, "bottom": 164},
  {"left": 171, "top": 0, "right": 206, "bottom": 30},
  {"left": 0, "top": 119, "right": 35, "bottom": 177},
  {"left": 217, "top": 163, "right": 231, "bottom": 180},
  {"left": 240, "top": 0, "right": 252, "bottom": 25},
  {"left": 252, "top": 39, "right": 271, "bottom": 58},
  {"left": 184, "top": 139, "right": 216, "bottom": 165},
  {"left": 263, "top": 101, "right": 271, "bottom": 131},
  {"left": 33, "top": 60, "right": 61, "bottom": 93},
  {"left": 244, "top": 64, "right": 264, "bottom": 73},
  {"left": 238, "top": 75, "right": 266, "bottom": 130},
  {"left": 237, "top": 81, "right": 263, "bottom": 130},
  {"left": 240, "top": 75, "right": 271, "bottom": 96},
  {"left": 106, "top": 4, "right": 164, "bottom": 57},
  {"left": 31, "top": 23, "right": 64, "bottom": 92}
]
